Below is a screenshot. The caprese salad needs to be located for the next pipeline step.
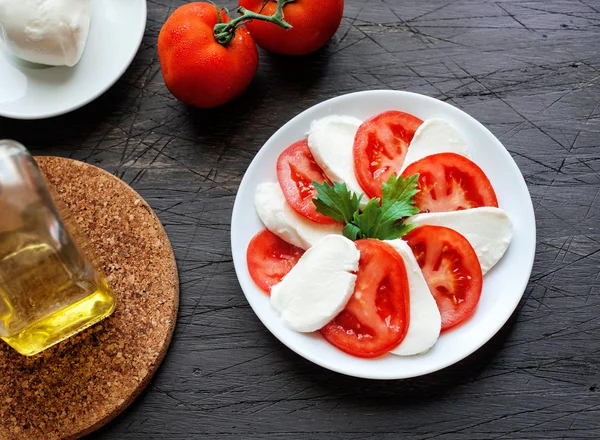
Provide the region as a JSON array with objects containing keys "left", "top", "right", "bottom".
[{"left": 246, "top": 110, "right": 513, "bottom": 358}]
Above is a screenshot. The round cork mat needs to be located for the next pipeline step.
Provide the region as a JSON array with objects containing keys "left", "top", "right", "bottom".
[{"left": 0, "top": 157, "right": 179, "bottom": 440}]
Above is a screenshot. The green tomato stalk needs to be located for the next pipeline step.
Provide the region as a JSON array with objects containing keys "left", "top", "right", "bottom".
[{"left": 213, "top": 0, "right": 295, "bottom": 46}]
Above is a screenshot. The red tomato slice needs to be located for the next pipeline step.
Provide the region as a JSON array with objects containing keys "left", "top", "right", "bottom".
[
  {"left": 247, "top": 229, "right": 304, "bottom": 295},
  {"left": 277, "top": 139, "right": 336, "bottom": 224},
  {"left": 402, "top": 152, "right": 498, "bottom": 213},
  {"left": 354, "top": 111, "right": 423, "bottom": 199},
  {"left": 404, "top": 225, "right": 483, "bottom": 331},
  {"left": 321, "top": 239, "right": 410, "bottom": 358}
]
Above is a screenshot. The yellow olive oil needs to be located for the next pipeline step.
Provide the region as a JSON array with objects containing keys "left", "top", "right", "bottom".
[
  {"left": 0, "top": 229, "right": 115, "bottom": 356},
  {"left": 0, "top": 140, "right": 116, "bottom": 356}
]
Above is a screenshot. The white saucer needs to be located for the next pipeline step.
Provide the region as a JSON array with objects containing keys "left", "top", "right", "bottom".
[
  {"left": 0, "top": 0, "right": 146, "bottom": 120},
  {"left": 231, "top": 90, "right": 536, "bottom": 379}
]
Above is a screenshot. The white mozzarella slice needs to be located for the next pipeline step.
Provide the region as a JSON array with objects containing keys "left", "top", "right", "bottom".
[
  {"left": 307, "top": 115, "right": 369, "bottom": 206},
  {"left": 406, "top": 207, "right": 513, "bottom": 274},
  {"left": 400, "top": 118, "right": 469, "bottom": 172},
  {"left": 254, "top": 182, "right": 342, "bottom": 250},
  {"left": 385, "top": 239, "right": 441, "bottom": 356},
  {"left": 271, "top": 235, "right": 360, "bottom": 332},
  {"left": 0, "top": 0, "right": 92, "bottom": 67}
]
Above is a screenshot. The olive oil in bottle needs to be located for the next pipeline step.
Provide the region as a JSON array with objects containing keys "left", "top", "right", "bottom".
[{"left": 0, "top": 140, "right": 115, "bottom": 356}]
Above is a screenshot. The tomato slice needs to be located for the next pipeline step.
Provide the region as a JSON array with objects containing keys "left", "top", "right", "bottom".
[
  {"left": 354, "top": 111, "right": 423, "bottom": 199},
  {"left": 277, "top": 139, "right": 336, "bottom": 224},
  {"left": 402, "top": 152, "right": 498, "bottom": 213},
  {"left": 404, "top": 225, "right": 483, "bottom": 331},
  {"left": 321, "top": 239, "right": 410, "bottom": 358},
  {"left": 247, "top": 229, "right": 304, "bottom": 294}
]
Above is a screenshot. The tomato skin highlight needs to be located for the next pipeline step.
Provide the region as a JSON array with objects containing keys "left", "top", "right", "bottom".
[
  {"left": 402, "top": 152, "right": 498, "bottom": 213},
  {"left": 158, "top": 3, "right": 258, "bottom": 108},
  {"left": 321, "top": 239, "right": 410, "bottom": 358},
  {"left": 354, "top": 111, "right": 423, "bottom": 199},
  {"left": 238, "top": 0, "right": 344, "bottom": 55},
  {"left": 247, "top": 229, "right": 304, "bottom": 294},
  {"left": 277, "top": 139, "right": 337, "bottom": 224},
  {"left": 404, "top": 225, "right": 483, "bottom": 331}
]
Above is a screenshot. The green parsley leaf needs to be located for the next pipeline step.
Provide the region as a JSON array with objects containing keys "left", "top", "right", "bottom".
[
  {"left": 386, "top": 222, "right": 418, "bottom": 240},
  {"left": 313, "top": 181, "right": 362, "bottom": 224},
  {"left": 342, "top": 223, "right": 361, "bottom": 241},
  {"left": 352, "top": 198, "right": 383, "bottom": 239},
  {"left": 378, "top": 173, "right": 420, "bottom": 230},
  {"left": 382, "top": 173, "right": 420, "bottom": 212},
  {"left": 311, "top": 173, "right": 420, "bottom": 241}
]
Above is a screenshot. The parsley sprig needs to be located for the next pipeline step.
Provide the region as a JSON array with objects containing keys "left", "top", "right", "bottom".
[{"left": 313, "top": 174, "right": 420, "bottom": 241}]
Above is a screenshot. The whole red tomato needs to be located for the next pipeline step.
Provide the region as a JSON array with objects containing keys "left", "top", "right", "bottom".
[
  {"left": 238, "top": 0, "right": 344, "bottom": 55},
  {"left": 158, "top": 3, "right": 258, "bottom": 108}
]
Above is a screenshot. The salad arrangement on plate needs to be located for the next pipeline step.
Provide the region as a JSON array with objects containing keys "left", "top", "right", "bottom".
[{"left": 246, "top": 110, "right": 513, "bottom": 358}]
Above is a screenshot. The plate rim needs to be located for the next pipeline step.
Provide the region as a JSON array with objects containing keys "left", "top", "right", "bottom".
[
  {"left": 0, "top": 0, "right": 147, "bottom": 120},
  {"left": 231, "top": 89, "right": 536, "bottom": 380}
]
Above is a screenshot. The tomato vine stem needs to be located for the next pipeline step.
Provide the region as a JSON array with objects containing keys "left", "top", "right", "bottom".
[{"left": 213, "top": 0, "right": 295, "bottom": 46}]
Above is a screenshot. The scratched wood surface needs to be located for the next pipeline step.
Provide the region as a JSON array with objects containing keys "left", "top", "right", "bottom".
[{"left": 1, "top": 0, "right": 599, "bottom": 438}]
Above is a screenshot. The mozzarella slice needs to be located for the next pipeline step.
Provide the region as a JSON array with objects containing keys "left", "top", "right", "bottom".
[
  {"left": 407, "top": 207, "right": 513, "bottom": 274},
  {"left": 0, "top": 0, "right": 92, "bottom": 67},
  {"left": 271, "top": 235, "right": 360, "bottom": 332},
  {"left": 400, "top": 118, "right": 469, "bottom": 172},
  {"left": 384, "top": 240, "right": 441, "bottom": 356},
  {"left": 308, "top": 115, "right": 369, "bottom": 206},
  {"left": 254, "top": 182, "right": 342, "bottom": 250}
]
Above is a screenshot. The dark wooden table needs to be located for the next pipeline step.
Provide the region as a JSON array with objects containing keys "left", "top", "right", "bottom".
[{"left": 2, "top": 0, "right": 600, "bottom": 438}]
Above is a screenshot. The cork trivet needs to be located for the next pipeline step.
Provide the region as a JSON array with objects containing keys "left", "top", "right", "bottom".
[{"left": 0, "top": 157, "right": 179, "bottom": 440}]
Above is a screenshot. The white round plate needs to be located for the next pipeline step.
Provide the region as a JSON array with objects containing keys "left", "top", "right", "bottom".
[
  {"left": 0, "top": 0, "right": 146, "bottom": 120},
  {"left": 231, "top": 90, "right": 536, "bottom": 379}
]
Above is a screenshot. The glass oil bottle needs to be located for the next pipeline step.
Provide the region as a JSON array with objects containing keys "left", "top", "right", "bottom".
[{"left": 0, "top": 140, "right": 115, "bottom": 356}]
